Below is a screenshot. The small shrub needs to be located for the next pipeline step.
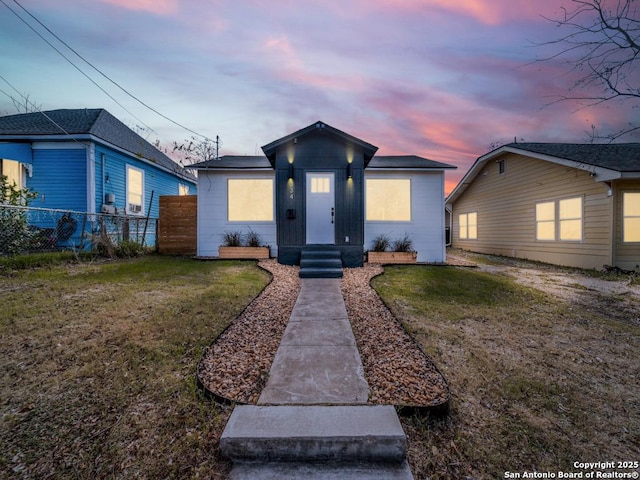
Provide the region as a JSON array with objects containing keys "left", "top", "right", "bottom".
[
  {"left": 222, "top": 231, "right": 243, "bottom": 247},
  {"left": 245, "top": 229, "right": 262, "bottom": 247},
  {"left": 392, "top": 233, "right": 415, "bottom": 252},
  {"left": 115, "top": 240, "right": 146, "bottom": 258},
  {"left": 371, "top": 234, "right": 391, "bottom": 252}
]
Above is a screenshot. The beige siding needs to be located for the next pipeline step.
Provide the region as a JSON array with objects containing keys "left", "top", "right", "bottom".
[
  {"left": 613, "top": 180, "right": 640, "bottom": 270},
  {"left": 451, "top": 153, "right": 612, "bottom": 269}
]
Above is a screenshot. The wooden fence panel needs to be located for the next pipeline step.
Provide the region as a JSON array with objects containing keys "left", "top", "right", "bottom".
[{"left": 158, "top": 195, "right": 197, "bottom": 255}]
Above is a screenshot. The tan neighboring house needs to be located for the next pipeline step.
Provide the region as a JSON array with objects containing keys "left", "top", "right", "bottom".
[{"left": 446, "top": 143, "right": 640, "bottom": 270}]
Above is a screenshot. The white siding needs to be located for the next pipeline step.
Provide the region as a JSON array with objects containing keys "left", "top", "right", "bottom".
[
  {"left": 364, "top": 170, "right": 446, "bottom": 263},
  {"left": 196, "top": 170, "right": 277, "bottom": 257}
]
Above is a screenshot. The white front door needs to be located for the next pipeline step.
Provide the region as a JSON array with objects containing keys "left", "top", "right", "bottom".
[{"left": 306, "top": 172, "right": 335, "bottom": 244}]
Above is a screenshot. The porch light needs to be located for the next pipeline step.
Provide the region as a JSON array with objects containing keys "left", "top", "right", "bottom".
[
  {"left": 346, "top": 162, "right": 352, "bottom": 179},
  {"left": 288, "top": 162, "right": 294, "bottom": 180}
]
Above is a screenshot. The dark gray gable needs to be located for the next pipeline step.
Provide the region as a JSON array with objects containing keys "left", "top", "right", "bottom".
[
  {"left": 261, "top": 121, "right": 378, "bottom": 166},
  {"left": 508, "top": 142, "right": 640, "bottom": 172}
]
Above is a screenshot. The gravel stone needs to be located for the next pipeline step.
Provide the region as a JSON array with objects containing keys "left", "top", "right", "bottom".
[{"left": 198, "top": 260, "right": 449, "bottom": 408}]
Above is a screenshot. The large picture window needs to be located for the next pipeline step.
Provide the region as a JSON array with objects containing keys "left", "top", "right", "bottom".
[
  {"left": 126, "top": 165, "right": 144, "bottom": 215},
  {"left": 459, "top": 212, "right": 477, "bottom": 240},
  {"left": 365, "top": 179, "right": 411, "bottom": 221},
  {"left": 623, "top": 192, "right": 640, "bottom": 243},
  {"left": 228, "top": 179, "right": 273, "bottom": 221}
]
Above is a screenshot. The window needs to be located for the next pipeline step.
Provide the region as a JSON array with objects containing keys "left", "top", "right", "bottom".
[
  {"left": 1, "top": 159, "right": 23, "bottom": 190},
  {"left": 311, "top": 177, "right": 330, "bottom": 193},
  {"left": 178, "top": 184, "right": 189, "bottom": 196},
  {"left": 365, "top": 179, "right": 411, "bottom": 221},
  {"left": 459, "top": 212, "right": 478, "bottom": 240},
  {"left": 536, "top": 201, "right": 556, "bottom": 241},
  {"left": 126, "top": 165, "right": 144, "bottom": 214},
  {"left": 535, "top": 197, "right": 583, "bottom": 241},
  {"left": 228, "top": 179, "right": 273, "bottom": 221},
  {"left": 559, "top": 196, "right": 583, "bottom": 241},
  {"left": 498, "top": 159, "right": 505, "bottom": 175},
  {"left": 623, "top": 192, "right": 640, "bottom": 242}
]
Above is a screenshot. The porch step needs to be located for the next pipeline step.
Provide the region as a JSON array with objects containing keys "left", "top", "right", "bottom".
[
  {"left": 220, "top": 405, "right": 408, "bottom": 462},
  {"left": 299, "top": 246, "right": 343, "bottom": 278}
]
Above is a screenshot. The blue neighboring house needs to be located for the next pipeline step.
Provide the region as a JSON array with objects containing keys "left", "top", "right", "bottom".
[{"left": 0, "top": 108, "right": 197, "bottom": 247}]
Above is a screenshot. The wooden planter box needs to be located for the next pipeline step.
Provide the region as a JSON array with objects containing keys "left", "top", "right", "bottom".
[
  {"left": 218, "top": 246, "right": 270, "bottom": 259},
  {"left": 367, "top": 251, "right": 417, "bottom": 264}
]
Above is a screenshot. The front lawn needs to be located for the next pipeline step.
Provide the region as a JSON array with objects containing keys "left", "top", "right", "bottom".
[
  {"left": 0, "top": 256, "right": 270, "bottom": 479},
  {"left": 373, "top": 265, "right": 640, "bottom": 480}
]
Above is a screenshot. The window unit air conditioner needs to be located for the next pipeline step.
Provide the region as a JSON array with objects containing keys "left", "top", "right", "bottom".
[{"left": 129, "top": 204, "right": 142, "bottom": 213}]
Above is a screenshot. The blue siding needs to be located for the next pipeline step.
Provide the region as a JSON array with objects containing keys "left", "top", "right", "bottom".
[
  {"left": 0, "top": 143, "right": 33, "bottom": 165},
  {"left": 95, "top": 145, "right": 197, "bottom": 218},
  {"left": 29, "top": 148, "right": 87, "bottom": 211}
]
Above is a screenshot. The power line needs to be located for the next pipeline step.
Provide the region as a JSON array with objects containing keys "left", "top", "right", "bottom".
[
  {"left": 8, "top": 0, "right": 211, "bottom": 141},
  {"left": 0, "top": 0, "right": 157, "bottom": 135},
  {"left": 0, "top": 74, "right": 90, "bottom": 149}
]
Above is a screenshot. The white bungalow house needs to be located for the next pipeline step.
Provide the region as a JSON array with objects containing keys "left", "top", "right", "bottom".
[{"left": 188, "top": 121, "right": 456, "bottom": 273}]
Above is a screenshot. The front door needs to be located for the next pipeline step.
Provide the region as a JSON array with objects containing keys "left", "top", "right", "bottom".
[{"left": 306, "top": 172, "right": 335, "bottom": 244}]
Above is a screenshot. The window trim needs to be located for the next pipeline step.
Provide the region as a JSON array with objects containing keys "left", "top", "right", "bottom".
[
  {"left": 623, "top": 191, "right": 640, "bottom": 243},
  {"left": 1, "top": 159, "right": 24, "bottom": 191},
  {"left": 365, "top": 177, "right": 412, "bottom": 222},
  {"left": 558, "top": 196, "right": 583, "bottom": 242},
  {"left": 535, "top": 196, "right": 584, "bottom": 242},
  {"left": 459, "top": 211, "right": 478, "bottom": 240},
  {"left": 535, "top": 201, "right": 556, "bottom": 241},
  {"left": 227, "top": 178, "right": 274, "bottom": 222},
  {"left": 126, "top": 164, "right": 145, "bottom": 215}
]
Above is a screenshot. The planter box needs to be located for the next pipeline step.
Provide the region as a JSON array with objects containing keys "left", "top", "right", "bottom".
[
  {"left": 367, "top": 251, "right": 417, "bottom": 264},
  {"left": 218, "top": 246, "right": 270, "bottom": 259}
]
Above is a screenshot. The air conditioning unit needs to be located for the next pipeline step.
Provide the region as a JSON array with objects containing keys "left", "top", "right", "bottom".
[{"left": 129, "top": 204, "right": 142, "bottom": 213}]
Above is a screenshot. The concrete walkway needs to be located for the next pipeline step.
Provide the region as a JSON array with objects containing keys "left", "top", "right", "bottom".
[
  {"left": 220, "top": 277, "right": 414, "bottom": 479},
  {"left": 258, "top": 278, "right": 369, "bottom": 405}
]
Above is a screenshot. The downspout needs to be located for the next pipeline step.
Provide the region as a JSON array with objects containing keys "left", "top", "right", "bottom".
[{"left": 101, "top": 153, "right": 106, "bottom": 209}]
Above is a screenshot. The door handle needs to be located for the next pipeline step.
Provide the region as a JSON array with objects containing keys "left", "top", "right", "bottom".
[{"left": 331, "top": 207, "right": 335, "bottom": 224}]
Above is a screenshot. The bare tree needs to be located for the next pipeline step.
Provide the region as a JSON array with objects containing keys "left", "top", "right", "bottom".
[
  {"left": 9, "top": 93, "right": 42, "bottom": 114},
  {"left": 540, "top": 0, "right": 639, "bottom": 140},
  {"left": 172, "top": 136, "right": 219, "bottom": 165}
]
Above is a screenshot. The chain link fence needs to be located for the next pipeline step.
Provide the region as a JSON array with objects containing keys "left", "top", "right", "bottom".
[{"left": 0, "top": 205, "right": 157, "bottom": 256}]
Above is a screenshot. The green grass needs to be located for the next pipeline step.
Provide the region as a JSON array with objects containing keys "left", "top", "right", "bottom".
[
  {"left": 0, "top": 255, "right": 270, "bottom": 479},
  {"left": 373, "top": 265, "right": 640, "bottom": 480}
]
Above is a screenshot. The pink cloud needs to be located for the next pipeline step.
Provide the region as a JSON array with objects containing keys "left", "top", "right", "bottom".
[{"left": 98, "top": 0, "right": 178, "bottom": 15}]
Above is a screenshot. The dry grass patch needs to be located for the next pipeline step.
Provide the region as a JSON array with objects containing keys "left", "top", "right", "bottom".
[
  {"left": 0, "top": 256, "right": 270, "bottom": 479},
  {"left": 372, "top": 265, "right": 640, "bottom": 480}
]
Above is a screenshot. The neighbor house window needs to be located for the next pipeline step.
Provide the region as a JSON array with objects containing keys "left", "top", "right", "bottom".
[
  {"left": 228, "top": 179, "right": 273, "bottom": 221},
  {"left": 559, "top": 196, "right": 583, "bottom": 241},
  {"left": 459, "top": 212, "right": 477, "bottom": 240},
  {"left": 365, "top": 179, "right": 411, "bottom": 221},
  {"left": 126, "top": 165, "right": 144, "bottom": 214},
  {"left": 623, "top": 192, "right": 640, "bottom": 242},
  {"left": 536, "top": 201, "right": 556, "bottom": 241},
  {"left": 498, "top": 159, "right": 505, "bottom": 175},
  {"left": 1, "top": 159, "right": 23, "bottom": 190},
  {"left": 535, "top": 197, "right": 583, "bottom": 241},
  {"left": 178, "top": 184, "right": 189, "bottom": 196}
]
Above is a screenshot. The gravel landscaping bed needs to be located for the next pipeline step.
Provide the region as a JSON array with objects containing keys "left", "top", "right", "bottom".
[
  {"left": 198, "top": 260, "right": 449, "bottom": 409},
  {"left": 197, "top": 260, "right": 300, "bottom": 404},
  {"left": 342, "top": 264, "right": 450, "bottom": 410}
]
